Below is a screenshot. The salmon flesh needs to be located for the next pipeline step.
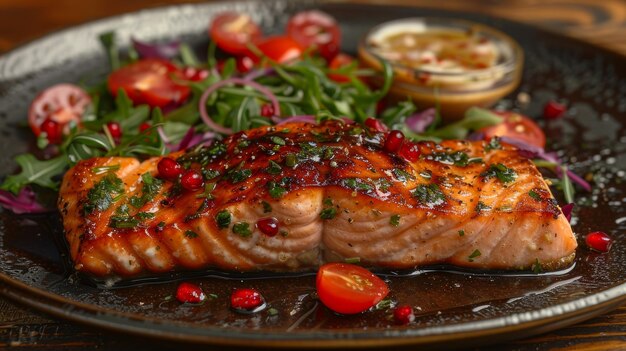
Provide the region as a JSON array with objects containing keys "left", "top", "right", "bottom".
[{"left": 58, "top": 121, "right": 577, "bottom": 277}]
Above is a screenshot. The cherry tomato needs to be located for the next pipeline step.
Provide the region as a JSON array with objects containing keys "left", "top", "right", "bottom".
[
  {"left": 316, "top": 263, "right": 389, "bottom": 314},
  {"left": 255, "top": 36, "right": 303, "bottom": 63},
  {"left": 287, "top": 10, "right": 341, "bottom": 61},
  {"left": 478, "top": 111, "right": 546, "bottom": 148},
  {"left": 107, "top": 59, "right": 190, "bottom": 108},
  {"left": 28, "top": 83, "right": 91, "bottom": 137},
  {"left": 328, "top": 53, "right": 355, "bottom": 83},
  {"left": 209, "top": 12, "right": 262, "bottom": 55}
]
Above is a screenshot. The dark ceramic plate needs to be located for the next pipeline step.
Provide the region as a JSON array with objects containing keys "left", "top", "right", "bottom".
[{"left": 1, "top": 0, "right": 625, "bottom": 349}]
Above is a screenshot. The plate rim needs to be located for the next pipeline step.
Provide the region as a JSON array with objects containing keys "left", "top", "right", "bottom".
[{"left": 1, "top": 0, "right": 625, "bottom": 347}]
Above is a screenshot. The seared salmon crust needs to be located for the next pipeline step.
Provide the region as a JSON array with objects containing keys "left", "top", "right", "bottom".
[{"left": 58, "top": 121, "right": 576, "bottom": 277}]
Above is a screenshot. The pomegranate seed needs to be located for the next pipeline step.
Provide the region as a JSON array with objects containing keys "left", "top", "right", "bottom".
[
  {"left": 384, "top": 130, "right": 405, "bottom": 153},
  {"left": 139, "top": 122, "right": 151, "bottom": 133},
  {"left": 398, "top": 141, "right": 421, "bottom": 162},
  {"left": 393, "top": 305, "right": 415, "bottom": 325},
  {"left": 106, "top": 122, "right": 122, "bottom": 139},
  {"left": 256, "top": 217, "right": 279, "bottom": 237},
  {"left": 585, "top": 231, "right": 613, "bottom": 253},
  {"left": 236, "top": 56, "right": 255, "bottom": 73},
  {"left": 175, "top": 282, "right": 206, "bottom": 304},
  {"left": 157, "top": 157, "right": 183, "bottom": 180},
  {"left": 543, "top": 100, "right": 567, "bottom": 119},
  {"left": 181, "top": 169, "right": 204, "bottom": 191},
  {"left": 230, "top": 288, "right": 265, "bottom": 312},
  {"left": 364, "top": 117, "right": 388, "bottom": 132},
  {"left": 40, "top": 119, "right": 62, "bottom": 144},
  {"left": 261, "top": 103, "right": 275, "bottom": 118}
]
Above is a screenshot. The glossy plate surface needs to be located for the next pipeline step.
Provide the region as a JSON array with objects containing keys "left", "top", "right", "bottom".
[{"left": 1, "top": 1, "right": 625, "bottom": 348}]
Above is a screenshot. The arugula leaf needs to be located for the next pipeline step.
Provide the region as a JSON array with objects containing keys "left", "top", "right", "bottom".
[{"left": 1, "top": 155, "right": 68, "bottom": 194}]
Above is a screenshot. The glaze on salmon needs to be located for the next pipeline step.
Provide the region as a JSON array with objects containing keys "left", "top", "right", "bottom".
[{"left": 58, "top": 121, "right": 577, "bottom": 277}]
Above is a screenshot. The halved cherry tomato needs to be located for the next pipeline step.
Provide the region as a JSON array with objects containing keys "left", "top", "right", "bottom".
[
  {"left": 316, "top": 263, "right": 389, "bottom": 314},
  {"left": 209, "top": 12, "right": 262, "bottom": 55},
  {"left": 254, "top": 36, "right": 303, "bottom": 63},
  {"left": 287, "top": 10, "right": 341, "bottom": 61},
  {"left": 28, "top": 83, "right": 91, "bottom": 137},
  {"left": 478, "top": 111, "right": 546, "bottom": 148},
  {"left": 107, "top": 59, "right": 191, "bottom": 108},
  {"left": 328, "top": 53, "right": 355, "bottom": 83}
]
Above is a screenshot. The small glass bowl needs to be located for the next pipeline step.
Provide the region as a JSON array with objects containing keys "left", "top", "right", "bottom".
[{"left": 358, "top": 18, "right": 524, "bottom": 120}]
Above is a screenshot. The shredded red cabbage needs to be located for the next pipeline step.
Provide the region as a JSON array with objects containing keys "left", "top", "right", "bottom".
[
  {"left": 405, "top": 108, "right": 435, "bottom": 133},
  {"left": 499, "top": 136, "right": 591, "bottom": 191},
  {"left": 0, "top": 187, "right": 51, "bottom": 214},
  {"left": 132, "top": 37, "right": 180, "bottom": 59},
  {"left": 561, "top": 203, "right": 574, "bottom": 222}
]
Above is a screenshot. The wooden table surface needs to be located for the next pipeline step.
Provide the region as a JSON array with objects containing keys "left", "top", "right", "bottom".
[{"left": 1, "top": 0, "right": 626, "bottom": 350}]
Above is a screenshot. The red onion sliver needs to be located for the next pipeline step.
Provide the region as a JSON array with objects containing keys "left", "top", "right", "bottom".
[
  {"left": 132, "top": 37, "right": 180, "bottom": 59},
  {"left": 0, "top": 187, "right": 51, "bottom": 214},
  {"left": 405, "top": 108, "right": 435, "bottom": 133},
  {"left": 561, "top": 203, "right": 574, "bottom": 222},
  {"left": 198, "top": 78, "right": 281, "bottom": 134}
]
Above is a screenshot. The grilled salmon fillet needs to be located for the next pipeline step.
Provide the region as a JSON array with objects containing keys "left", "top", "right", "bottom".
[{"left": 58, "top": 121, "right": 577, "bottom": 277}]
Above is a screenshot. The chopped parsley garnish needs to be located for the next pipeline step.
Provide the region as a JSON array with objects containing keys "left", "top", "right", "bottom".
[
  {"left": 202, "top": 169, "right": 220, "bottom": 180},
  {"left": 215, "top": 210, "right": 231, "bottom": 229},
  {"left": 267, "top": 308, "right": 279, "bottom": 316},
  {"left": 83, "top": 173, "right": 124, "bottom": 215},
  {"left": 285, "top": 153, "right": 297, "bottom": 168},
  {"left": 528, "top": 190, "right": 541, "bottom": 201},
  {"left": 323, "top": 197, "right": 333, "bottom": 206},
  {"left": 475, "top": 201, "right": 491, "bottom": 213},
  {"left": 136, "top": 212, "right": 155, "bottom": 220},
  {"left": 458, "top": 230, "right": 465, "bottom": 237},
  {"left": 130, "top": 173, "right": 163, "bottom": 208},
  {"left": 320, "top": 207, "right": 337, "bottom": 220},
  {"left": 341, "top": 178, "right": 373, "bottom": 192},
  {"left": 184, "top": 230, "right": 199, "bottom": 239},
  {"left": 484, "top": 137, "right": 502, "bottom": 152},
  {"left": 468, "top": 249, "right": 481, "bottom": 262},
  {"left": 412, "top": 183, "right": 446, "bottom": 207},
  {"left": 156, "top": 221, "right": 166, "bottom": 231},
  {"left": 261, "top": 201, "right": 272, "bottom": 213},
  {"left": 267, "top": 181, "right": 287, "bottom": 199},
  {"left": 109, "top": 204, "right": 138, "bottom": 229},
  {"left": 374, "top": 178, "right": 392, "bottom": 193},
  {"left": 427, "top": 151, "right": 470, "bottom": 167},
  {"left": 233, "top": 222, "right": 252, "bottom": 237},
  {"left": 270, "top": 136, "right": 286, "bottom": 146},
  {"left": 390, "top": 214, "right": 401, "bottom": 227},
  {"left": 266, "top": 160, "right": 282, "bottom": 175},
  {"left": 481, "top": 163, "right": 517, "bottom": 184},
  {"left": 392, "top": 168, "right": 415, "bottom": 182},
  {"left": 226, "top": 167, "right": 252, "bottom": 184}
]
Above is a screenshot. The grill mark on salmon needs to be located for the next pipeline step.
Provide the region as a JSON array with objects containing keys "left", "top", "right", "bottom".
[{"left": 58, "top": 121, "right": 577, "bottom": 277}]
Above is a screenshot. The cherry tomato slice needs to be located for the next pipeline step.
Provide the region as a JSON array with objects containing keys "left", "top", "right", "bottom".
[
  {"left": 287, "top": 10, "right": 341, "bottom": 61},
  {"left": 255, "top": 36, "right": 303, "bottom": 63},
  {"left": 28, "top": 83, "right": 91, "bottom": 137},
  {"left": 316, "top": 263, "right": 389, "bottom": 314},
  {"left": 478, "top": 111, "right": 546, "bottom": 148},
  {"left": 107, "top": 59, "right": 190, "bottom": 108},
  {"left": 209, "top": 12, "right": 262, "bottom": 55},
  {"left": 328, "top": 53, "right": 355, "bottom": 83}
]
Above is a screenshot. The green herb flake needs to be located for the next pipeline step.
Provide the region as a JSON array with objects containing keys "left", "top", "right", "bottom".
[
  {"left": 468, "top": 249, "right": 481, "bottom": 262},
  {"left": 412, "top": 183, "right": 446, "bottom": 207},
  {"left": 323, "top": 197, "right": 333, "bottom": 206},
  {"left": 528, "top": 190, "right": 541, "bottom": 201},
  {"left": 390, "top": 214, "right": 401, "bottom": 227},
  {"left": 375, "top": 298, "right": 393, "bottom": 310},
  {"left": 392, "top": 168, "right": 415, "bottom": 182},
  {"left": 484, "top": 137, "right": 502, "bottom": 152},
  {"left": 266, "top": 160, "right": 282, "bottom": 175},
  {"left": 261, "top": 201, "right": 272, "bottom": 213},
  {"left": 227, "top": 168, "right": 252, "bottom": 184},
  {"left": 83, "top": 173, "right": 125, "bottom": 215},
  {"left": 232, "top": 222, "right": 252, "bottom": 237},
  {"left": 270, "top": 136, "right": 286, "bottom": 146},
  {"left": 215, "top": 210, "right": 231, "bottom": 229},
  {"left": 427, "top": 151, "right": 470, "bottom": 167},
  {"left": 184, "top": 230, "right": 199, "bottom": 239},
  {"left": 475, "top": 201, "right": 491, "bottom": 213},
  {"left": 458, "top": 230, "right": 465, "bottom": 237},
  {"left": 136, "top": 212, "right": 155, "bottom": 220},
  {"left": 345, "top": 257, "right": 361, "bottom": 264},
  {"left": 341, "top": 178, "right": 374, "bottom": 192},
  {"left": 267, "top": 181, "right": 287, "bottom": 199},
  {"left": 320, "top": 207, "right": 337, "bottom": 220},
  {"left": 285, "top": 153, "right": 297, "bottom": 168},
  {"left": 531, "top": 258, "right": 543, "bottom": 274},
  {"left": 267, "top": 307, "right": 279, "bottom": 316},
  {"left": 481, "top": 163, "right": 517, "bottom": 184}
]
